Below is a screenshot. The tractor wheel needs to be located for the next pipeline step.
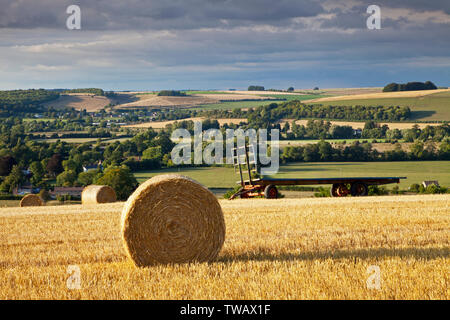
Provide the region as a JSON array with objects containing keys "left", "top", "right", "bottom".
[
  {"left": 330, "top": 184, "right": 340, "bottom": 197},
  {"left": 264, "top": 185, "right": 278, "bottom": 199},
  {"left": 351, "top": 182, "right": 368, "bottom": 197}
]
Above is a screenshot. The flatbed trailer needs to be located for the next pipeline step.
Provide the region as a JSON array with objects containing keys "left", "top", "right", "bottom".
[{"left": 230, "top": 144, "right": 406, "bottom": 199}]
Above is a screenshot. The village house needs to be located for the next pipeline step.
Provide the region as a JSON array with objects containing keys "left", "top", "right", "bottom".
[
  {"left": 82, "top": 161, "right": 103, "bottom": 172},
  {"left": 422, "top": 181, "right": 439, "bottom": 188},
  {"left": 50, "top": 187, "right": 84, "bottom": 199},
  {"left": 12, "top": 184, "right": 40, "bottom": 196}
]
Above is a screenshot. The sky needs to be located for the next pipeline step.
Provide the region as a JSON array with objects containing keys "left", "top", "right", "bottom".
[{"left": 0, "top": 0, "right": 449, "bottom": 91}]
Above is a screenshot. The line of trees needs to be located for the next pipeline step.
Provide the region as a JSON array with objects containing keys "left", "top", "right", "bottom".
[
  {"left": 149, "top": 117, "right": 449, "bottom": 143},
  {"left": 383, "top": 81, "right": 437, "bottom": 92},
  {"left": 248, "top": 86, "right": 265, "bottom": 91},
  {"left": 202, "top": 101, "right": 411, "bottom": 124},
  {"left": 285, "top": 120, "right": 449, "bottom": 141},
  {"left": 281, "top": 140, "right": 450, "bottom": 163},
  {"left": 61, "top": 88, "right": 105, "bottom": 96},
  {"left": 157, "top": 90, "right": 187, "bottom": 97}
]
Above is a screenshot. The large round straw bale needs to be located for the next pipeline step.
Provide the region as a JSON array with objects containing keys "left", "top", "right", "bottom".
[
  {"left": 82, "top": 185, "right": 117, "bottom": 204},
  {"left": 121, "top": 174, "right": 225, "bottom": 267},
  {"left": 20, "top": 194, "right": 43, "bottom": 207}
]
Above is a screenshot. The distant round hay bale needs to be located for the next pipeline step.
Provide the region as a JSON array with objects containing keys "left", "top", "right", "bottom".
[
  {"left": 82, "top": 185, "right": 117, "bottom": 204},
  {"left": 121, "top": 174, "right": 225, "bottom": 267},
  {"left": 20, "top": 194, "right": 43, "bottom": 207}
]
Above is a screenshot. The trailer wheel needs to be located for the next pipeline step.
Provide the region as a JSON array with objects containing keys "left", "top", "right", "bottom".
[
  {"left": 330, "top": 184, "right": 340, "bottom": 197},
  {"left": 351, "top": 182, "right": 368, "bottom": 197},
  {"left": 264, "top": 185, "right": 278, "bottom": 199},
  {"left": 331, "top": 183, "right": 350, "bottom": 197}
]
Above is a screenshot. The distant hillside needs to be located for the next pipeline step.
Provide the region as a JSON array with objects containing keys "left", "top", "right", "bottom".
[
  {"left": 304, "top": 89, "right": 450, "bottom": 121},
  {"left": 0, "top": 89, "right": 59, "bottom": 114},
  {"left": 44, "top": 94, "right": 113, "bottom": 112}
]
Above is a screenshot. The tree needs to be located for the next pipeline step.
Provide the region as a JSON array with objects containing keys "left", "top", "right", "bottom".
[
  {"left": 0, "top": 165, "right": 24, "bottom": 193},
  {"left": 438, "top": 140, "right": 450, "bottom": 160},
  {"left": 287, "top": 87, "right": 294, "bottom": 92},
  {"left": 410, "top": 141, "right": 425, "bottom": 159},
  {"left": 56, "top": 170, "right": 78, "bottom": 187},
  {"left": 46, "top": 154, "right": 64, "bottom": 177},
  {"left": 383, "top": 81, "right": 437, "bottom": 92},
  {"left": 402, "top": 128, "right": 418, "bottom": 142},
  {"left": 364, "top": 121, "right": 378, "bottom": 130},
  {"left": 386, "top": 129, "right": 402, "bottom": 140},
  {"left": 331, "top": 125, "right": 354, "bottom": 139},
  {"left": 157, "top": 90, "right": 187, "bottom": 97},
  {"left": 95, "top": 166, "right": 138, "bottom": 200},
  {"left": 0, "top": 156, "right": 17, "bottom": 176},
  {"left": 77, "top": 170, "right": 100, "bottom": 186},
  {"left": 303, "top": 144, "right": 319, "bottom": 162},
  {"left": 383, "top": 83, "right": 399, "bottom": 92},
  {"left": 248, "top": 85, "right": 265, "bottom": 91},
  {"left": 151, "top": 133, "right": 176, "bottom": 155},
  {"left": 62, "top": 159, "right": 81, "bottom": 173},
  {"left": 29, "top": 161, "right": 45, "bottom": 186},
  {"left": 318, "top": 140, "right": 333, "bottom": 161},
  {"left": 38, "top": 189, "right": 51, "bottom": 201},
  {"left": 424, "top": 81, "right": 438, "bottom": 90},
  {"left": 142, "top": 146, "right": 163, "bottom": 162}
]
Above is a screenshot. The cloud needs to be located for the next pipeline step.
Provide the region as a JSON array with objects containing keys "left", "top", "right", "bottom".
[
  {"left": 0, "top": 0, "right": 325, "bottom": 30},
  {"left": 0, "top": 0, "right": 449, "bottom": 89}
]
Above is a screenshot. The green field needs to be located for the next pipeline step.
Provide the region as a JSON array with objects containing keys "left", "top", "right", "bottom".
[
  {"left": 35, "top": 136, "right": 131, "bottom": 144},
  {"left": 313, "top": 91, "right": 450, "bottom": 121},
  {"left": 23, "top": 118, "right": 66, "bottom": 122},
  {"left": 36, "top": 138, "right": 98, "bottom": 143},
  {"left": 134, "top": 161, "right": 450, "bottom": 189},
  {"left": 192, "top": 100, "right": 285, "bottom": 110}
]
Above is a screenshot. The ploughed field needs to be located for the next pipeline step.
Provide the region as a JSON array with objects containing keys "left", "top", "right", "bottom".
[{"left": 0, "top": 195, "right": 448, "bottom": 299}]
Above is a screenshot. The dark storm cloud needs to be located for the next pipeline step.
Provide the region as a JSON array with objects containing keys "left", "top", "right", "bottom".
[
  {"left": 0, "top": 0, "right": 324, "bottom": 30},
  {"left": 375, "top": 0, "right": 450, "bottom": 14},
  {"left": 1, "top": 0, "right": 448, "bottom": 31},
  {"left": 320, "top": 1, "right": 450, "bottom": 30}
]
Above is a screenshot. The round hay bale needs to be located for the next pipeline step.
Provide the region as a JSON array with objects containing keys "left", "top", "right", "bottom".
[
  {"left": 20, "top": 194, "right": 43, "bottom": 207},
  {"left": 121, "top": 174, "right": 225, "bottom": 267},
  {"left": 82, "top": 185, "right": 117, "bottom": 204}
]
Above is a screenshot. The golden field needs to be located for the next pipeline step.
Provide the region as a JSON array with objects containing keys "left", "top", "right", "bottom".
[
  {"left": 43, "top": 94, "right": 113, "bottom": 112},
  {"left": 304, "top": 88, "right": 450, "bottom": 103},
  {"left": 281, "top": 119, "right": 442, "bottom": 130},
  {"left": 0, "top": 195, "right": 449, "bottom": 300},
  {"left": 124, "top": 117, "right": 247, "bottom": 129},
  {"left": 115, "top": 93, "right": 277, "bottom": 109}
]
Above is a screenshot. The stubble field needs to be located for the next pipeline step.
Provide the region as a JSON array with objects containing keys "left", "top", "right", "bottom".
[{"left": 0, "top": 195, "right": 448, "bottom": 299}]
